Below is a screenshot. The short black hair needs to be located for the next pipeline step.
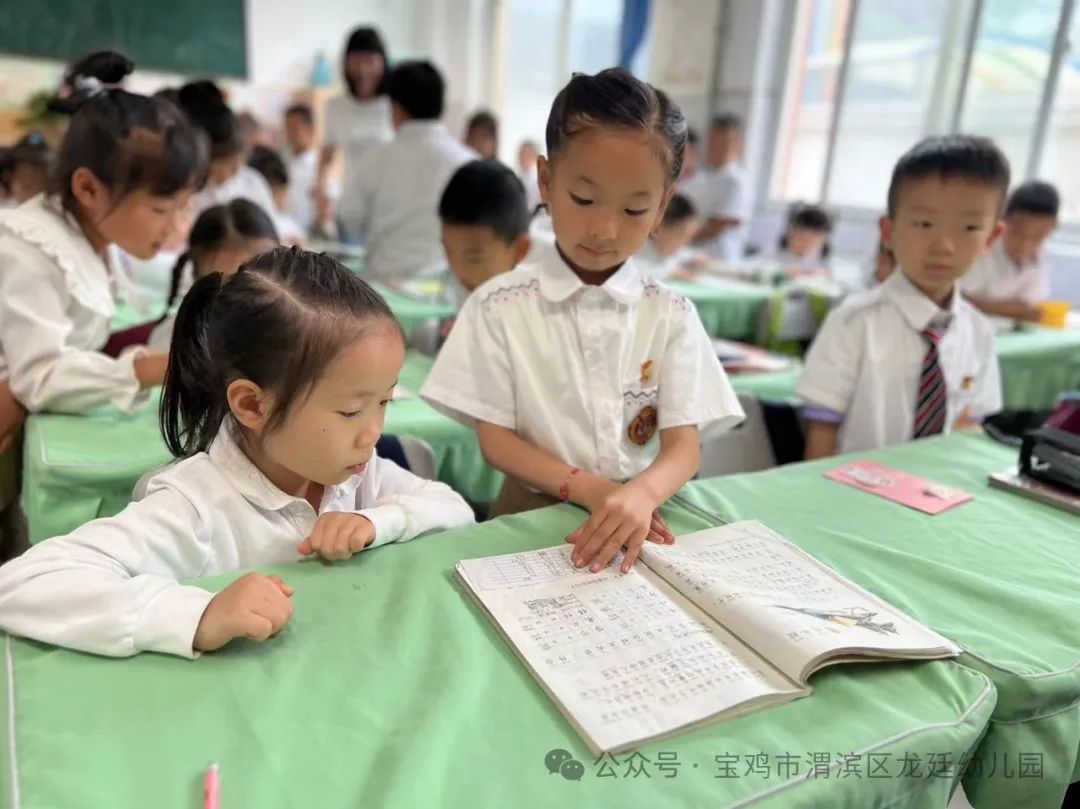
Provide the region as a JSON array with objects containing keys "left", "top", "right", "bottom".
[
  {"left": 386, "top": 61, "right": 444, "bottom": 120},
  {"left": 47, "top": 52, "right": 208, "bottom": 211},
  {"left": 467, "top": 110, "right": 497, "bottom": 136},
  {"left": 247, "top": 145, "right": 288, "bottom": 188},
  {"left": 546, "top": 67, "right": 687, "bottom": 183},
  {"left": 710, "top": 113, "right": 742, "bottom": 131},
  {"left": 662, "top": 193, "right": 697, "bottom": 226},
  {"left": 887, "top": 135, "right": 1010, "bottom": 217},
  {"left": 1006, "top": 180, "right": 1060, "bottom": 218},
  {"left": 285, "top": 104, "right": 314, "bottom": 127},
  {"left": 787, "top": 202, "right": 832, "bottom": 232},
  {"left": 343, "top": 26, "right": 389, "bottom": 98},
  {"left": 439, "top": 160, "right": 529, "bottom": 244},
  {"left": 177, "top": 80, "right": 243, "bottom": 161}
]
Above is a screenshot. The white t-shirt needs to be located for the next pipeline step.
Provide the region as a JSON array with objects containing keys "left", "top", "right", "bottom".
[
  {"left": 695, "top": 162, "right": 751, "bottom": 262},
  {"left": 286, "top": 148, "right": 319, "bottom": 232},
  {"left": 0, "top": 195, "right": 147, "bottom": 413},
  {"left": 0, "top": 421, "right": 474, "bottom": 658},
  {"left": 192, "top": 166, "right": 278, "bottom": 222},
  {"left": 323, "top": 94, "right": 393, "bottom": 230},
  {"left": 421, "top": 242, "right": 744, "bottom": 482},
  {"left": 961, "top": 240, "right": 1050, "bottom": 305},
  {"left": 343, "top": 121, "right": 477, "bottom": 280},
  {"left": 797, "top": 270, "right": 1002, "bottom": 455}
]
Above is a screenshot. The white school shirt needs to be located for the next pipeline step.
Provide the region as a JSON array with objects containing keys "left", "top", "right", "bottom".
[
  {"left": 698, "top": 162, "right": 751, "bottom": 262},
  {"left": 286, "top": 148, "right": 319, "bottom": 232},
  {"left": 0, "top": 421, "right": 474, "bottom": 658},
  {"left": 323, "top": 94, "right": 394, "bottom": 230},
  {"left": 0, "top": 195, "right": 147, "bottom": 413},
  {"left": 192, "top": 165, "right": 278, "bottom": 221},
  {"left": 961, "top": 240, "right": 1050, "bottom": 305},
  {"left": 342, "top": 121, "right": 477, "bottom": 280},
  {"left": 796, "top": 269, "right": 1002, "bottom": 455},
  {"left": 420, "top": 243, "right": 744, "bottom": 482}
]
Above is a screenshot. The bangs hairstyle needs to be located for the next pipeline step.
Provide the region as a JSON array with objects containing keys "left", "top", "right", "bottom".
[
  {"left": 177, "top": 80, "right": 244, "bottom": 161},
  {"left": 787, "top": 202, "right": 832, "bottom": 232},
  {"left": 545, "top": 67, "right": 687, "bottom": 183},
  {"left": 439, "top": 160, "right": 529, "bottom": 243},
  {"left": 343, "top": 26, "right": 389, "bottom": 98},
  {"left": 887, "top": 135, "right": 1010, "bottom": 217},
  {"left": 47, "top": 53, "right": 208, "bottom": 210},
  {"left": 161, "top": 247, "right": 404, "bottom": 457}
]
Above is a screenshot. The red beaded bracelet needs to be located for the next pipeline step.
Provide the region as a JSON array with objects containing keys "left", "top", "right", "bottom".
[{"left": 559, "top": 467, "right": 581, "bottom": 502}]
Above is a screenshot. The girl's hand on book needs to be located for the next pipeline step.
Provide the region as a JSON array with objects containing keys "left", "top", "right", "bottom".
[{"left": 567, "top": 484, "right": 657, "bottom": 574}]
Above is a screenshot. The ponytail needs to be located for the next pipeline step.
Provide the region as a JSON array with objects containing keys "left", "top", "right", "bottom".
[
  {"left": 160, "top": 272, "right": 228, "bottom": 457},
  {"left": 163, "top": 249, "right": 192, "bottom": 316}
]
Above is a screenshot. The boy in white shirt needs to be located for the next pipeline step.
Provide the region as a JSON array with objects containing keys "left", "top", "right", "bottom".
[
  {"left": 636, "top": 193, "right": 701, "bottom": 281},
  {"left": 798, "top": 135, "right": 1007, "bottom": 458},
  {"left": 691, "top": 114, "right": 750, "bottom": 262},
  {"left": 283, "top": 104, "right": 319, "bottom": 234},
  {"left": 962, "top": 180, "right": 1059, "bottom": 322},
  {"left": 342, "top": 61, "right": 477, "bottom": 280}
]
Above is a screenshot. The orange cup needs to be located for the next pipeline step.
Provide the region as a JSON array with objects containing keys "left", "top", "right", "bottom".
[{"left": 1038, "top": 300, "right": 1070, "bottom": 328}]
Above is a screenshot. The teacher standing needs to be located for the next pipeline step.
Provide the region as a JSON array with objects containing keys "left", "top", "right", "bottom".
[{"left": 316, "top": 27, "right": 393, "bottom": 241}]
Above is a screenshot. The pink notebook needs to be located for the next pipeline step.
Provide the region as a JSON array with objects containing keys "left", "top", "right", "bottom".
[{"left": 825, "top": 461, "right": 972, "bottom": 515}]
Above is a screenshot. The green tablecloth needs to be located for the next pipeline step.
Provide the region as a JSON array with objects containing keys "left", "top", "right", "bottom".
[
  {"left": 21, "top": 352, "right": 500, "bottom": 543},
  {"left": 373, "top": 284, "right": 456, "bottom": 339},
  {"left": 995, "top": 327, "right": 1080, "bottom": 410},
  {"left": 1, "top": 501, "right": 994, "bottom": 809},
  {"left": 667, "top": 280, "right": 773, "bottom": 342},
  {"left": 721, "top": 328, "right": 1080, "bottom": 411},
  {"left": 669, "top": 433, "right": 1080, "bottom": 809},
  {"left": 110, "top": 300, "right": 165, "bottom": 332}
]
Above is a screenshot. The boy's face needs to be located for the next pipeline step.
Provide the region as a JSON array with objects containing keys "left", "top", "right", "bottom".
[
  {"left": 881, "top": 175, "right": 1004, "bottom": 302},
  {"left": 466, "top": 126, "right": 497, "bottom": 160},
  {"left": 786, "top": 226, "right": 828, "bottom": 259},
  {"left": 706, "top": 126, "right": 740, "bottom": 167},
  {"left": 284, "top": 114, "right": 314, "bottom": 154},
  {"left": 441, "top": 223, "right": 527, "bottom": 292},
  {"left": 1001, "top": 211, "right": 1056, "bottom": 265}
]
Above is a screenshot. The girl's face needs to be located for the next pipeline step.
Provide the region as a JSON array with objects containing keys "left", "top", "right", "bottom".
[
  {"left": 71, "top": 168, "right": 194, "bottom": 259},
  {"left": 346, "top": 51, "right": 386, "bottom": 99},
  {"left": 786, "top": 226, "right": 828, "bottom": 259},
  {"left": 253, "top": 326, "right": 406, "bottom": 491},
  {"left": 196, "top": 237, "right": 277, "bottom": 281},
  {"left": 539, "top": 127, "right": 673, "bottom": 274}
]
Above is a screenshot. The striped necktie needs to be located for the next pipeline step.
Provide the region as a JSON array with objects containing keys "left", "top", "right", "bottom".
[{"left": 913, "top": 323, "right": 948, "bottom": 438}]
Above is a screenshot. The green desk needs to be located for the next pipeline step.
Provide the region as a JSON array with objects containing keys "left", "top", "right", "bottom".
[
  {"left": 995, "top": 328, "right": 1080, "bottom": 410},
  {"left": 21, "top": 353, "right": 500, "bottom": 543},
  {"left": 667, "top": 280, "right": 773, "bottom": 342},
  {"left": 669, "top": 433, "right": 1080, "bottom": 809},
  {"left": 372, "top": 284, "right": 456, "bottom": 340},
  {"left": 728, "top": 367, "right": 803, "bottom": 405},
  {"left": 1, "top": 502, "right": 993, "bottom": 808}
]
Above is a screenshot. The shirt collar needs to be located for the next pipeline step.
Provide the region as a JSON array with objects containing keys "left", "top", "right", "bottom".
[
  {"left": 207, "top": 419, "right": 362, "bottom": 512},
  {"left": 883, "top": 268, "right": 958, "bottom": 333},
  {"left": 537, "top": 242, "right": 646, "bottom": 304}
]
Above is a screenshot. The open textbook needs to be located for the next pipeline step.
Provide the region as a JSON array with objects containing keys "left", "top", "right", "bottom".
[{"left": 456, "top": 520, "right": 958, "bottom": 754}]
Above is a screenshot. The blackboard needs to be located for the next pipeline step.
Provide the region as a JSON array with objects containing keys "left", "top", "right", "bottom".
[{"left": 0, "top": 0, "right": 247, "bottom": 77}]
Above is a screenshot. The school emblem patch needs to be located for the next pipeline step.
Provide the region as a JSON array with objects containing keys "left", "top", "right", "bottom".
[
  {"left": 640, "top": 359, "right": 653, "bottom": 383},
  {"left": 961, "top": 375, "right": 974, "bottom": 390},
  {"left": 628, "top": 405, "right": 658, "bottom": 445}
]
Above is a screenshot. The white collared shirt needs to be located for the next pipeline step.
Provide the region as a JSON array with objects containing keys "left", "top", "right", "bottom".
[
  {"left": 0, "top": 195, "right": 146, "bottom": 413},
  {"left": 342, "top": 121, "right": 477, "bottom": 280},
  {"left": 286, "top": 148, "right": 319, "bottom": 231},
  {"left": 796, "top": 270, "right": 1002, "bottom": 454},
  {"left": 961, "top": 240, "right": 1050, "bottom": 305},
  {"left": 192, "top": 166, "right": 278, "bottom": 221},
  {"left": 0, "top": 422, "right": 474, "bottom": 658},
  {"left": 420, "top": 243, "right": 743, "bottom": 481}
]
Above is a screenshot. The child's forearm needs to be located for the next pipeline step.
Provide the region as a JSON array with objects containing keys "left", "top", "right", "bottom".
[
  {"left": 804, "top": 420, "right": 840, "bottom": 460},
  {"left": 475, "top": 421, "right": 614, "bottom": 509},
  {"left": 964, "top": 293, "right": 1040, "bottom": 322},
  {"left": 625, "top": 425, "right": 701, "bottom": 507}
]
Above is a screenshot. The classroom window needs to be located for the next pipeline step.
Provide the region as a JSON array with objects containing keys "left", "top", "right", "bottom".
[{"left": 771, "top": 0, "right": 1079, "bottom": 221}]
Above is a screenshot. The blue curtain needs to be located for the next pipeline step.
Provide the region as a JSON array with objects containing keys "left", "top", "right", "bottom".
[{"left": 618, "top": 0, "right": 651, "bottom": 70}]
